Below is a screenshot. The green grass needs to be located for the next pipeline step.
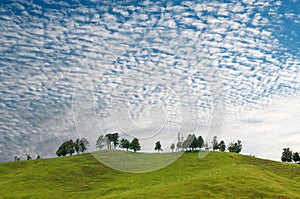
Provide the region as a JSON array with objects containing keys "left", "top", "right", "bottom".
[{"left": 0, "top": 151, "right": 300, "bottom": 198}]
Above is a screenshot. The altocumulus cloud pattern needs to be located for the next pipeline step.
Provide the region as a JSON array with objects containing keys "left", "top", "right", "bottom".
[{"left": 0, "top": 0, "right": 300, "bottom": 162}]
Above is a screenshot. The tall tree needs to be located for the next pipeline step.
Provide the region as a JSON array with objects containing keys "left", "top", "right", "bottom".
[
  {"left": 292, "top": 152, "right": 300, "bottom": 163},
  {"left": 79, "top": 138, "right": 89, "bottom": 153},
  {"left": 183, "top": 134, "right": 196, "bottom": 151},
  {"left": 218, "top": 140, "right": 226, "bottom": 152},
  {"left": 281, "top": 148, "right": 293, "bottom": 162},
  {"left": 130, "top": 138, "right": 141, "bottom": 152},
  {"left": 170, "top": 143, "right": 175, "bottom": 152},
  {"left": 197, "top": 136, "right": 204, "bottom": 150},
  {"left": 75, "top": 139, "right": 80, "bottom": 153},
  {"left": 105, "top": 134, "right": 113, "bottom": 149},
  {"left": 228, "top": 140, "right": 242, "bottom": 153},
  {"left": 120, "top": 138, "right": 131, "bottom": 151},
  {"left": 154, "top": 141, "right": 162, "bottom": 153},
  {"left": 212, "top": 136, "right": 219, "bottom": 151},
  {"left": 190, "top": 134, "right": 198, "bottom": 151},
  {"left": 96, "top": 135, "right": 106, "bottom": 149},
  {"left": 111, "top": 133, "right": 119, "bottom": 149}
]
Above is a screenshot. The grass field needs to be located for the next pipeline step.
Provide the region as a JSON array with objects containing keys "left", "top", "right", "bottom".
[{"left": 0, "top": 151, "right": 300, "bottom": 198}]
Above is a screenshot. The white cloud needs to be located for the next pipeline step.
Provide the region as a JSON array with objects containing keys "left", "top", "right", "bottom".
[{"left": 0, "top": 0, "right": 300, "bottom": 162}]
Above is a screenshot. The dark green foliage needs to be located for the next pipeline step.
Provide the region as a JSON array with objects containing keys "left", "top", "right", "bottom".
[
  {"left": 197, "top": 136, "right": 204, "bottom": 149},
  {"left": 170, "top": 143, "right": 175, "bottom": 152},
  {"left": 105, "top": 134, "right": 113, "bottom": 149},
  {"left": 176, "top": 135, "right": 204, "bottom": 152},
  {"left": 105, "top": 133, "right": 119, "bottom": 149},
  {"left": 182, "top": 134, "right": 196, "bottom": 151},
  {"left": 292, "top": 152, "right": 300, "bottom": 163},
  {"left": 154, "top": 141, "right": 162, "bottom": 152},
  {"left": 130, "top": 138, "right": 141, "bottom": 152},
  {"left": 120, "top": 138, "right": 131, "bottom": 151},
  {"left": 96, "top": 135, "right": 106, "bottom": 149},
  {"left": 75, "top": 139, "right": 80, "bottom": 153},
  {"left": 190, "top": 134, "right": 198, "bottom": 150},
  {"left": 111, "top": 133, "right": 119, "bottom": 149},
  {"left": 218, "top": 140, "right": 226, "bottom": 152},
  {"left": 228, "top": 140, "right": 242, "bottom": 153},
  {"left": 281, "top": 148, "right": 293, "bottom": 162},
  {"left": 74, "top": 138, "right": 89, "bottom": 154},
  {"left": 79, "top": 138, "right": 89, "bottom": 153},
  {"left": 212, "top": 136, "right": 219, "bottom": 151},
  {"left": 56, "top": 140, "right": 75, "bottom": 157}
]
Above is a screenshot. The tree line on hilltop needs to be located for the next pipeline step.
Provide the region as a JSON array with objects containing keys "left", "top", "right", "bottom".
[
  {"left": 14, "top": 133, "right": 243, "bottom": 161},
  {"left": 54, "top": 133, "right": 242, "bottom": 158}
]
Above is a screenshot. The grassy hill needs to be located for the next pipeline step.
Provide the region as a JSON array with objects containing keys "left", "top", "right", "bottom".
[{"left": 0, "top": 151, "right": 300, "bottom": 198}]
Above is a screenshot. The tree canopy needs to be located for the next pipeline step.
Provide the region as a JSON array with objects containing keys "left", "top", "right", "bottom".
[
  {"left": 154, "top": 141, "right": 162, "bottom": 152},
  {"left": 281, "top": 148, "right": 293, "bottom": 162},
  {"left": 228, "top": 140, "right": 242, "bottom": 153},
  {"left": 130, "top": 138, "right": 141, "bottom": 152},
  {"left": 96, "top": 135, "right": 106, "bottom": 149},
  {"left": 120, "top": 138, "right": 131, "bottom": 151},
  {"left": 218, "top": 140, "right": 226, "bottom": 152}
]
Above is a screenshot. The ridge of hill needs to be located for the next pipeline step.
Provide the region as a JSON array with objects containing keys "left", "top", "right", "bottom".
[{"left": 0, "top": 151, "right": 299, "bottom": 198}]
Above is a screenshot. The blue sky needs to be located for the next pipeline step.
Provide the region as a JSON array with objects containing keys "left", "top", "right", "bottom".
[{"left": 0, "top": 0, "right": 300, "bottom": 162}]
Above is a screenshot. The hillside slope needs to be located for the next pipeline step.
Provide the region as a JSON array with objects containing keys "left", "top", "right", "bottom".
[{"left": 0, "top": 151, "right": 299, "bottom": 198}]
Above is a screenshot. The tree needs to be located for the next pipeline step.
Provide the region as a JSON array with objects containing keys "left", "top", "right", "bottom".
[
  {"left": 212, "top": 136, "right": 219, "bottom": 151},
  {"left": 170, "top": 143, "right": 175, "bottom": 152},
  {"left": 197, "top": 136, "right": 204, "bottom": 150},
  {"left": 281, "top": 148, "right": 293, "bottom": 162},
  {"left": 56, "top": 140, "right": 75, "bottom": 157},
  {"left": 154, "top": 141, "right": 162, "bottom": 153},
  {"left": 120, "top": 138, "right": 131, "bottom": 151},
  {"left": 130, "top": 138, "right": 141, "bottom": 152},
  {"left": 56, "top": 146, "right": 67, "bottom": 157},
  {"left": 79, "top": 138, "right": 89, "bottom": 153},
  {"left": 96, "top": 135, "right": 106, "bottom": 149},
  {"left": 182, "top": 139, "right": 190, "bottom": 151},
  {"left": 66, "top": 140, "right": 75, "bottom": 156},
  {"left": 190, "top": 134, "right": 198, "bottom": 151},
  {"left": 228, "top": 140, "right": 242, "bottom": 153},
  {"left": 218, "top": 140, "right": 226, "bottom": 152},
  {"left": 182, "top": 134, "right": 196, "bottom": 151},
  {"left": 292, "top": 152, "right": 300, "bottom": 163},
  {"left": 105, "top": 133, "right": 112, "bottom": 149},
  {"left": 111, "top": 133, "right": 119, "bottom": 149},
  {"left": 75, "top": 139, "right": 80, "bottom": 153},
  {"left": 105, "top": 133, "right": 119, "bottom": 149},
  {"left": 176, "top": 141, "right": 183, "bottom": 152}
]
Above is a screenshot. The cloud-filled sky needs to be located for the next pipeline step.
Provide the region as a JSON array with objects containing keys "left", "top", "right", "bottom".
[{"left": 0, "top": 0, "right": 300, "bottom": 162}]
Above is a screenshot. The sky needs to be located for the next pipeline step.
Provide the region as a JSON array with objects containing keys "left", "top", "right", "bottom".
[{"left": 0, "top": 0, "right": 300, "bottom": 162}]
